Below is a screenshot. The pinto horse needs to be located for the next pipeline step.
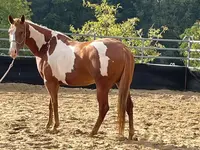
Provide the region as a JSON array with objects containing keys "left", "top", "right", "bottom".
[{"left": 8, "top": 15, "right": 135, "bottom": 140}]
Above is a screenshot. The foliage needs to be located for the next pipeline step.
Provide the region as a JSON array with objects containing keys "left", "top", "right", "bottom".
[
  {"left": 28, "top": 0, "right": 96, "bottom": 32},
  {"left": 26, "top": 0, "right": 200, "bottom": 64},
  {"left": 0, "top": 0, "right": 32, "bottom": 28},
  {"left": 179, "top": 21, "right": 200, "bottom": 68},
  {"left": 125, "top": 0, "right": 200, "bottom": 39},
  {"left": 70, "top": 0, "right": 168, "bottom": 63},
  {"left": 1, "top": 0, "right": 200, "bottom": 60}
]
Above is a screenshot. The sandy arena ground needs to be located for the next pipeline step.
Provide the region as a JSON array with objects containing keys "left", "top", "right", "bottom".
[{"left": 0, "top": 83, "right": 200, "bottom": 150}]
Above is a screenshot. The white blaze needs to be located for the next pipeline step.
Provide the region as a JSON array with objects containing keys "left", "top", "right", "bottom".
[
  {"left": 47, "top": 39, "right": 76, "bottom": 84},
  {"left": 90, "top": 41, "right": 110, "bottom": 76},
  {"left": 9, "top": 26, "right": 17, "bottom": 51},
  {"left": 29, "top": 25, "right": 46, "bottom": 50}
]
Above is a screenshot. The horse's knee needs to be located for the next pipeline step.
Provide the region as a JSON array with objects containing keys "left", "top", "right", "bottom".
[{"left": 49, "top": 99, "right": 52, "bottom": 110}]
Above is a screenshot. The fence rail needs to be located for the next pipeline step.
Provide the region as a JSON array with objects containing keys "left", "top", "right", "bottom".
[{"left": 1, "top": 28, "right": 200, "bottom": 70}]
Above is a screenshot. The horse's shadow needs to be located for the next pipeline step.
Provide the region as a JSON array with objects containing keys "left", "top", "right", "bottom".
[{"left": 125, "top": 139, "right": 199, "bottom": 150}]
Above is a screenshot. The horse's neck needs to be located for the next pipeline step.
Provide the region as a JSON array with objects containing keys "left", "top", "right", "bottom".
[
  {"left": 25, "top": 22, "right": 54, "bottom": 57},
  {"left": 25, "top": 22, "right": 74, "bottom": 58}
]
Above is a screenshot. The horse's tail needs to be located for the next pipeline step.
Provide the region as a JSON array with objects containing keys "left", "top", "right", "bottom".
[{"left": 117, "top": 48, "right": 134, "bottom": 136}]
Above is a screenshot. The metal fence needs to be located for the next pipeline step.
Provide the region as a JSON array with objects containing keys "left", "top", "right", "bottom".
[{"left": 1, "top": 28, "right": 200, "bottom": 70}]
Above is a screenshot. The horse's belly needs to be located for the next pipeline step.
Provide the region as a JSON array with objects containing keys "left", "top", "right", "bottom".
[{"left": 64, "top": 71, "right": 95, "bottom": 86}]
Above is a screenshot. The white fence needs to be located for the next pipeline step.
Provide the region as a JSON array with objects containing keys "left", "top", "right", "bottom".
[{"left": 1, "top": 28, "right": 200, "bottom": 70}]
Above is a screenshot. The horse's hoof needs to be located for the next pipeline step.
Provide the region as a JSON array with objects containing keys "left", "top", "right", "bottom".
[
  {"left": 89, "top": 133, "right": 94, "bottom": 137},
  {"left": 128, "top": 134, "right": 134, "bottom": 140},
  {"left": 52, "top": 128, "right": 59, "bottom": 134},
  {"left": 45, "top": 125, "right": 52, "bottom": 133},
  {"left": 45, "top": 128, "right": 51, "bottom": 133},
  {"left": 46, "top": 122, "right": 53, "bottom": 129},
  {"left": 132, "top": 136, "right": 138, "bottom": 141},
  {"left": 117, "top": 135, "right": 127, "bottom": 141},
  {"left": 128, "top": 134, "right": 138, "bottom": 141},
  {"left": 89, "top": 131, "right": 97, "bottom": 137},
  {"left": 46, "top": 128, "right": 59, "bottom": 134}
]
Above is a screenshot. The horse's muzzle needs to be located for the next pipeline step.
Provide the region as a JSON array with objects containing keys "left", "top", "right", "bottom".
[{"left": 9, "top": 48, "right": 18, "bottom": 59}]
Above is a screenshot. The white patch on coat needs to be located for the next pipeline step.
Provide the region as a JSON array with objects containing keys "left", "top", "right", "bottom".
[
  {"left": 35, "top": 56, "right": 41, "bottom": 69},
  {"left": 9, "top": 26, "right": 17, "bottom": 51},
  {"left": 29, "top": 25, "right": 46, "bottom": 51},
  {"left": 47, "top": 40, "right": 76, "bottom": 84},
  {"left": 43, "top": 77, "right": 47, "bottom": 83},
  {"left": 51, "top": 31, "right": 58, "bottom": 38},
  {"left": 90, "top": 41, "right": 110, "bottom": 76}
]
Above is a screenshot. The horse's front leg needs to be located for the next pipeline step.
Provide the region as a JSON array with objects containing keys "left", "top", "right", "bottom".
[
  {"left": 45, "top": 98, "right": 53, "bottom": 131},
  {"left": 44, "top": 80, "right": 60, "bottom": 133}
]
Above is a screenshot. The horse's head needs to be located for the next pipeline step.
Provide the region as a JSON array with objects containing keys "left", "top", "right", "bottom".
[{"left": 8, "top": 15, "right": 26, "bottom": 59}]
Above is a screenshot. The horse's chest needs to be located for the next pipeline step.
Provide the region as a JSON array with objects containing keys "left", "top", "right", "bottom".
[{"left": 47, "top": 40, "right": 76, "bottom": 84}]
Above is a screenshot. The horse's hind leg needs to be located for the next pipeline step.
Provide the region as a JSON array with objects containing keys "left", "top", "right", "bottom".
[
  {"left": 126, "top": 94, "right": 134, "bottom": 140},
  {"left": 44, "top": 80, "right": 60, "bottom": 132},
  {"left": 90, "top": 83, "right": 110, "bottom": 136}
]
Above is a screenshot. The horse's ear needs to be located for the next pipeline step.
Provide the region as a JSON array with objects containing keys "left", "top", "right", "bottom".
[
  {"left": 8, "top": 15, "right": 14, "bottom": 24},
  {"left": 20, "top": 15, "right": 25, "bottom": 24}
]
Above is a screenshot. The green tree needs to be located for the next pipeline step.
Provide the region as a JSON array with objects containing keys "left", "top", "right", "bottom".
[
  {"left": 179, "top": 21, "right": 200, "bottom": 68},
  {"left": 28, "top": 0, "right": 95, "bottom": 32},
  {"left": 0, "top": 0, "right": 32, "bottom": 28},
  {"left": 70, "top": 0, "right": 167, "bottom": 63},
  {"left": 128, "top": 0, "right": 200, "bottom": 65},
  {"left": 127, "top": 0, "right": 200, "bottom": 40},
  {"left": 28, "top": 0, "right": 200, "bottom": 40}
]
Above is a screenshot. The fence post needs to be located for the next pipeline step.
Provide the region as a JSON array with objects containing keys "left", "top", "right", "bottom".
[
  {"left": 184, "top": 36, "right": 192, "bottom": 91},
  {"left": 187, "top": 37, "right": 192, "bottom": 68},
  {"left": 141, "top": 39, "right": 145, "bottom": 63},
  {"left": 93, "top": 33, "right": 96, "bottom": 40}
]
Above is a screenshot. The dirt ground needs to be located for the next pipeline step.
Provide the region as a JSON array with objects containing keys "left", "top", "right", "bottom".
[{"left": 0, "top": 83, "right": 200, "bottom": 150}]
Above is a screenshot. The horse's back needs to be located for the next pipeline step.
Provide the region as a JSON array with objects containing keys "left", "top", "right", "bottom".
[{"left": 78, "top": 38, "right": 133, "bottom": 83}]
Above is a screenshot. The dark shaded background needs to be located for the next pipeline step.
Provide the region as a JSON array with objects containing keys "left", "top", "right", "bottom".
[{"left": 0, "top": 56, "right": 200, "bottom": 92}]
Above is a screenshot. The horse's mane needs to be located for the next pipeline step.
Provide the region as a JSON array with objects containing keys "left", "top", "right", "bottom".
[{"left": 25, "top": 20, "right": 73, "bottom": 40}]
